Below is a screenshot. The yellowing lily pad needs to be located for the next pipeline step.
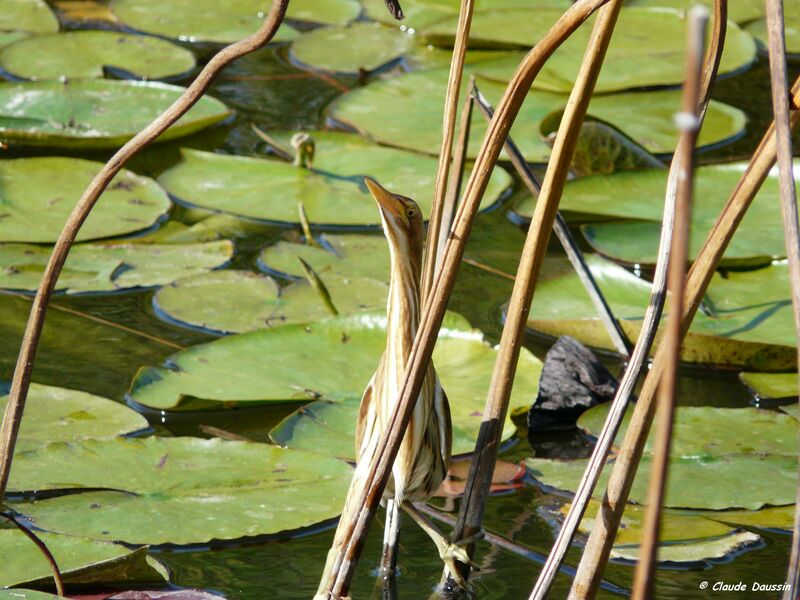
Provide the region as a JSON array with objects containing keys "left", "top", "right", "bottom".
[
  {"left": 0, "top": 532, "right": 167, "bottom": 588},
  {"left": 424, "top": 7, "right": 755, "bottom": 93},
  {"left": 129, "top": 313, "right": 541, "bottom": 411},
  {"left": 0, "top": 240, "right": 234, "bottom": 293},
  {"left": 158, "top": 134, "right": 510, "bottom": 226},
  {"left": 0, "top": 157, "right": 171, "bottom": 243},
  {"left": 0, "top": 31, "right": 196, "bottom": 80},
  {"left": 153, "top": 270, "right": 388, "bottom": 334},
  {"left": 527, "top": 255, "right": 797, "bottom": 370},
  {"left": 740, "top": 372, "right": 798, "bottom": 401},
  {"left": 0, "top": 382, "right": 148, "bottom": 454},
  {"left": 0, "top": 0, "right": 58, "bottom": 34},
  {"left": 10, "top": 437, "right": 352, "bottom": 545},
  {"left": 0, "top": 80, "right": 230, "bottom": 149},
  {"left": 331, "top": 69, "right": 745, "bottom": 162}
]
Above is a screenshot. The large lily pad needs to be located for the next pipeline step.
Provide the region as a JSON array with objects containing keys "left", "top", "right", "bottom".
[
  {"left": 110, "top": 0, "right": 359, "bottom": 44},
  {"left": 0, "top": 80, "right": 230, "bottom": 149},
  {"left": 0, "top": 31, "right": 196, "bottom": 80},
  {"left": 516, "top": 163, "right": 795, "bottom": 265},
  {"left": 0, "top": 157, "right": 170, "bottom": 243},
  {"left": 10, "top": 437, "right": 352, "bottom": 545},
  {"left": 744, "top": 3, "right": 800, "bottom": 56},
  {"left": 627, "top": 0, "right": 765, "bottom": 24},
  {"left": 0, "top": 0, "right": 58, "bottom": 34},
  {"left": 331, "top": 69, "right": 745, "bottom": 162},
  {"left": 0, "top": 532, "right": 166, "bottom": 588},
  {"left": 361, "top": 0, "right": 571, "bottom": 28},
  {"left": 129, "top": 313, "right": 541, "bottom": 411},
  {"left": 0, "top": 240, "right": 233, "bottom": 293},
  {"left": 0, "top": 383, "right": 148, "bottom": 454},
  {"left": 423, "top": 7, "right": 755, "bottom": 93},
  {"left": 527, "top": 255, "right": 797, "bottom": 370},
  {"left": 153, "top": 270, "right": 387, "bottom": 334},
  {"left": 740, "top": 372, "right": 798, "bottom": 401},
  {"left": 158, "top": 136, "right": 510, "bottom": 226},
  {"left": 258, "top": 234, "right": 389, "bottom": 280},
  {"left": 290, "top": 22, "right": 414, "bottom": 73}
]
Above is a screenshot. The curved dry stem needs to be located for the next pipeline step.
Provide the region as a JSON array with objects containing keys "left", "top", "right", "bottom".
[
  {"left": 1, "top": 511, "right": 64, "bottom": 596},
  {"left": 315, "top": 2, "right": 615, "bottom": 598},
  {"left": 0, "top": 0, "right": 290, "bottom": 498},
  {"left": 528, "top": 3, "right": 728, "bottom": 598}
]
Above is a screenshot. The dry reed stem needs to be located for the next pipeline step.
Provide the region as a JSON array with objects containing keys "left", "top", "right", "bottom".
[
  {"left": 629, "top": 8, "right": 707, "bottom": 598},
  {"left": 568, "top": 77, "right": 800, "bottom": 600},
  {"left": 421, "top": 0, "right": 475, "bottom": 301},
  {"left": 764, "top": 1, "right": 800, "bottom": 597},
  {"left": 0, "top": 0, "right": 290, "bottom": 498},
  {"left": 529, "top": 4, "right": 728, "bottom": 596},
  {"left": 315, "top": 2, "right": 615, "bottom": 598},
  {"left": 471, "top": 83, "right": 631, "bottom": 357}
]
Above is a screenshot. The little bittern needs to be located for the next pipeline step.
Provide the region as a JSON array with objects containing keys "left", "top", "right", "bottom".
[{"left": 315, "top": 177, "right": 476, "bottom": 598}]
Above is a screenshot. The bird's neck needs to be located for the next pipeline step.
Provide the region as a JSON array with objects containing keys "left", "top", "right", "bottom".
[{"left": 385, "top": 237, "right": 422, "bottom": 366}]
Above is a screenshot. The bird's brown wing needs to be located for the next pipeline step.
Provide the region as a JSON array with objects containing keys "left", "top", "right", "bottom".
[
  {"left": 355, "top": 371, "right": 376, "bottom": 460},
  {"left": 434, "top": 375, "right": 452, "bottom": 465}
]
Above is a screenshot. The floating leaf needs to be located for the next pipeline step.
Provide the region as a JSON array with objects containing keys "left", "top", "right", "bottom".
[
  {"left": 0, "top": 31, "right": 196, "bottom": 80},
  {"left": 129, "top": 313, "right": 541, "bottom": 411},
  {"left": 290, "top": 22, "right": 414, "bottom": 73},
  {"left": 782, "top": 403, "right": 800, "bottom": 421},
  {"left": 331, "top": 69, "right": 745, "bottom": 162},
  {"left": 0, "top": 240, "right": 233, "bottom": 293},
  {"left": 0, "top": 531, "right": 166, "bottom": 588},
  {"left": 424, "top": 7, "right": 755, "bottom": 93},
  {"left": 626, "top": 0, "right": 765, "bottom": 24},
  {"left": 109, "top": 0, "right": 359, "bottom": 44},
  {"left": 740, "top": 372, "right": 798, "bottom": 400},
  {"left": 0, "top": 591, "right": 61, "bottom": 599},
  {"left": 611, "top": 531, "right": 761, "bottom": 563},
  {"left": 361, "top": 0, "right": 571, "bottom": 28},
  {"left": 0, "top": 80, "right": 230, "bottom": 149},
  {"left": 527, "top": 255, "right": 797, "bottom": 370},
  {"left": 743, "top": 3, "right": 800, "bottom": 55},
  {"left": 0, "top": 383, "right": 148, "bottom": 454},
  {"left": 153, "top": 270, "right": 387, "bottom": 334},
  {"left": 10, "top": 437, "right": 351, "bottom": 545},
  {"left": 706, "top": 504, "right": 797, "bottom": 530},
  {"left": 158, "top": 136, "right": 509, "bottom": 226},
  {"left": 0, "top": 0, "right": 58, "bottom": 34},
  {"left": 258, "top": 234, "right": 389, "bottom": 280},
  {"left": 0, "top": 157, "right": 170, "bottom": 243}
]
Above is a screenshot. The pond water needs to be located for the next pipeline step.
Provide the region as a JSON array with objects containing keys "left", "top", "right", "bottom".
[{"left": 1, "top": 4, "right": 799, "bottom": 600}]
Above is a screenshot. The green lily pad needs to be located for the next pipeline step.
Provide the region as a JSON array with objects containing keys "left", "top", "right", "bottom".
[
  {"left": 781, "top": 403, "right": 800, "bottom": 421},
  {"left": 0, "top": 382, "right": 147, "bottom": 454},
  {"left": 740, "top": 372, "right": 798, "bottom": 400},
  {"left": 153, "top": 270, "right": 388, "bottom": 333},
  {"left": 110, "top": 0, "right": 359, "bottom": 44},
  {"left": 129, "top": 313, "right": 541, "bottom": 411},
  {"left": 331, "top": 69, "right": 745, "bottom": 162},
  {"left": 158, "top": 136, "right": 510, "bottom": 226},
  {"left": 423, "top": 7, "right": 755, "bottom": 93},
  {"left": 0, "top": 531, "right": 166, "bottom": 588},
  {"left": 743, "top": 3, "right": 800, "bottom": 55},
  {"left": 706, "top": 504, "right": 797, "bottom": 529},
  {"left": 0, "top": 591, "right": 61, "bottom": 599},
  {"left": 516, "top": 163, "right": 794, "bottom": 265},
  {"left": 611, "top": 531, "right": 761, "bottom": 563},
  {"left": 0, "top": 0, "right": 58, "bottom": 34},
  {"left": 10, "top": 437, "right": 352, "bottom": 545},
  {"left": 361, "top": 0, "right": 571, "bottom": 28},
  {"left": 0, "top": 31, "right": 29, "bottom": 49},
  {"left": 290, "top": 22, "right": 415, "bottom": 73},
  {"left": 258, "top": 234, "right": 389, "bottom": 281},
  {"left": 0, "top": 157, "right": 171, "bottom": 243},
  {"left": 0, "top": 80, "right": 230, "bottom": 149},
  {"left": 0, "top": 240, "right": 234, "bottom": 293},
  {"left": 577, "top": 404, "right": 799, "bottom": 457},
  {"left": 527, "top": 254, "right": 798, "bottom": 370},
  {"left": 627, "top": 0, "right": 765, "bottom": 24},
  {"left": 0, "top": 31, "right": 196, "bottom": 80}
]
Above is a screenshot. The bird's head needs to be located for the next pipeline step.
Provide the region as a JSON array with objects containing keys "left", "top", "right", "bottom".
[{"left": 364, "top": 177, "right": 424, "bottom": 254}]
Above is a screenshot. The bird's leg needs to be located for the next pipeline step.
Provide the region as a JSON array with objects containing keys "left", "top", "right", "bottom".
[
  {"left": 400, "top": 502, "right": 481, "bottom": 589},
  {"left": 380, "top": 499, "right": 402, "bottom": 579}
]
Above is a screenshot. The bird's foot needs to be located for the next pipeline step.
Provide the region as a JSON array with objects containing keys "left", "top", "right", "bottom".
[{"left": 436, "top": 531, "right": 484, "bottom": 590}]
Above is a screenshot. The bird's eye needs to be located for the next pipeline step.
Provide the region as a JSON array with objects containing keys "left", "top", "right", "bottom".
[{"left": 406, "top": 208, "right": 416, "bottom": 218}]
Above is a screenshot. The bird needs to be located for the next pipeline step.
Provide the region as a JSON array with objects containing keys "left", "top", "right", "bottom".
[{"left": 314, "top": 177, "right": 476, "bottom": 599}]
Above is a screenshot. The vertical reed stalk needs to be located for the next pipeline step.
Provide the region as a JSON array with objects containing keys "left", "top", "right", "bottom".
[
  {"left": 630, "top": 8, "right": 707, "bottom": 598},
  {"left": 0, "top": 0, "right": 290, "bottom": 498},
  {"left": 568, "top": 76, "right": 800, "bottom": 600},
  {"left": 529, "top": 4, "right": 728, "bottom": 597},
  {"left": 421, "top": 0, "right": 475, "bottom": 301},
  {"left": 764, "top": 1, "right": 800, "bottom": 596},
  {"left": 443, "top": 0, "right": 626, "bottom": 590},
  {"left": 471, "top": 84, "right": 632, "bottom": 357},
  {"left": 315, "top": 3, "right": 615, "bottom": 598}
]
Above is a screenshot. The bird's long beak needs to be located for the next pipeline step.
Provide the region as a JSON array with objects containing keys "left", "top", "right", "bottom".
[{"left": 364, "top": 176, "right": 403, "bottom": 218}]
